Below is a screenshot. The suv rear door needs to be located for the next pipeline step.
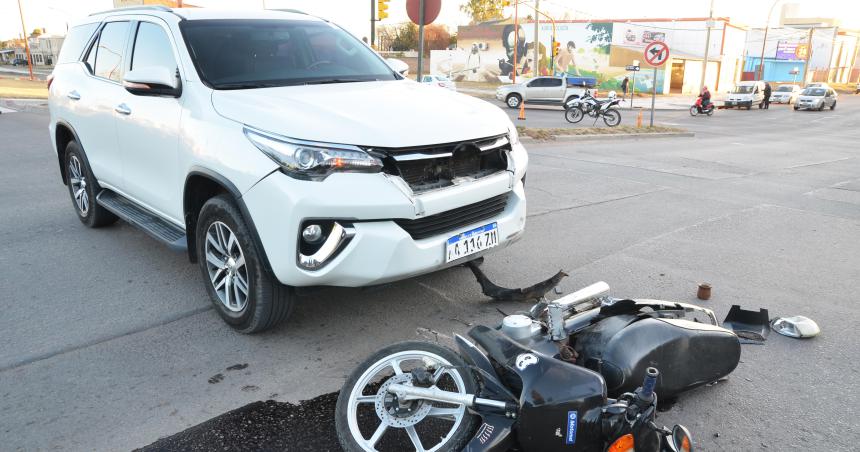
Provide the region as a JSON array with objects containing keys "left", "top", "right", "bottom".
[
  {"left": 71, "top": 20, "right": 132, "bottom": 188},
  {"left": 114, "top": 19, "right": 184, "bottom": 221}
]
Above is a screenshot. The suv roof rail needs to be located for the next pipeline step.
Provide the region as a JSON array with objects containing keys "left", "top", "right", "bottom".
[
  {"left": 89, "top": 5, "right": 173, "bottom": 16},
  {"left": 266, "top": 8, "right": 307, "bottom": 15}
]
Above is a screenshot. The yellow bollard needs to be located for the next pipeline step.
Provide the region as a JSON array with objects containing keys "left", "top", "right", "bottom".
[{"left": 636, "top": 110, "right": 643, "bottom": 128}]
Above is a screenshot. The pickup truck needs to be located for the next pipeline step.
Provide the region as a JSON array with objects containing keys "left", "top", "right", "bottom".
[{"left": 495, "top": 76, "right": 593, "bottom": 108}]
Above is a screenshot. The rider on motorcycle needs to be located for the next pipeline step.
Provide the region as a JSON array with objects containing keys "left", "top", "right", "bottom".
[{"left": 699, "top": 86, "right": 711, "bottom": 109}]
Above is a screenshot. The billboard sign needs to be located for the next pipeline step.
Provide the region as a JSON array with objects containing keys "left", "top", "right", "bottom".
[{"left": 776, "top": 41, "right": 799, "bottom": 60}]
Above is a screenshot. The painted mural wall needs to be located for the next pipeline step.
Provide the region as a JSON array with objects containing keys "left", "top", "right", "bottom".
[{"left": 432, "top": 19, "right": 743, "bottom": 95}]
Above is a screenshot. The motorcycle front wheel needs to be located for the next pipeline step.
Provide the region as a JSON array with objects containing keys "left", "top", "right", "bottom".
[
  {"left": 565, "top": 106, "right": 585, "bottom": 123},
  {"left": 335, "top": 341, "right": 480, "bottom": 452},
  {"left": 603, "top": 109, "right": 621, "bottom": 127},
  {"left": 689, "top": 106, "right": 699, "bottom": 117}
]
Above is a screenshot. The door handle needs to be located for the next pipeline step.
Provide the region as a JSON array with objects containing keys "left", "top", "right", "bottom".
[
  {"left": 67, "top": 90, "right": 81, "bottom": 100},
  {"left": 114, "top": 103, "right": 131, "bottom": 115}
]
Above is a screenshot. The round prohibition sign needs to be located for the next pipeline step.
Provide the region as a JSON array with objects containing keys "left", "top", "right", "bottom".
[{"left": 644, "top": 41, "right": 670, "bottom": 67}]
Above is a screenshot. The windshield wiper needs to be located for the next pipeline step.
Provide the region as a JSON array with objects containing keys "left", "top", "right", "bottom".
[
  {"left": 215, "top": 82, "right": 284, "bottom": 90},
  {"left": 303, "top": 78, "right": 369, "bottom": 85}
]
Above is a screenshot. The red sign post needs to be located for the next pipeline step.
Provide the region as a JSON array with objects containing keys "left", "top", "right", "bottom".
[
  {"left": 643, "top": 41, "right": 669, "bottom": 126},
  {"left": 406, "top": 0, "right": 442, "bottom": 82}
]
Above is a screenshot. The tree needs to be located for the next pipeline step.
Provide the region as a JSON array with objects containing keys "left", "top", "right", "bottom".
[
  {"left": 423, "top": 24, "right": 451, "bottom": 56},
  {"left": 586, "top": 23, "right": 613, "bottom": 54},
  {"left": 460, "top": 0, "right": 505, "bottom": 24},
  {"left": 391, "top": 23, "right": 418, "bottom": 52}
]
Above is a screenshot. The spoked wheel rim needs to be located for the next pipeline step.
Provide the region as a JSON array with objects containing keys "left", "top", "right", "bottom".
[
  {"left": 68, "top": 155, "right": 89, "bottom": 216},
  {"left": 603, "top": 109, "right": 621, "bottom": 126},
  {"left": 205, "top": 221, "right": 249, "bottom": 312},
  {"left": 346, "top": 350, "right": 468, "bottom": 452},
  {"left": 565, "top": 107, "right": 584, "bottom": 123}
]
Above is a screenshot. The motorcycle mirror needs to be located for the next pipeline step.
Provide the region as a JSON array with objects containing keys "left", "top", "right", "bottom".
[{"left": 671, "top": 425, "right": 693, "bottom": 452}]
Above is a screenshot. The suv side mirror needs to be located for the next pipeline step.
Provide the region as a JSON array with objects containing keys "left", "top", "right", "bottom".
[{"left": 123, "top": 67, "right": 182, "bottom": 97}]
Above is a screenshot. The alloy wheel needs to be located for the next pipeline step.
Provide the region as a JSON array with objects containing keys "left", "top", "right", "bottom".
[
  {"left": 205, "top": 221, "right": 250, "bottom": 312},
  {"left": 68, "top": 155, "right": 89, "bottom": 216}
]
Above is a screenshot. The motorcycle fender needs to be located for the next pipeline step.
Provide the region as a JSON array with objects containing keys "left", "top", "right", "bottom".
[
  {"left": 468, "top": 325, "right": 607, "bottom": 451},
  {"left": 455, "top": 334, "right": 518, "bottom": 403},
  {"left": 463, "top": 414, "right": 516, "bottom": 452}
]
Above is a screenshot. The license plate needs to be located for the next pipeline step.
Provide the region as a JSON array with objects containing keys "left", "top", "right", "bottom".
[{"left": 445, "top": 223, "right": 499, "bottom": 263}]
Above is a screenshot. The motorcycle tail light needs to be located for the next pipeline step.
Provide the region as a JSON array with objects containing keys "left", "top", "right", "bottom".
[{"left": 608, "top": 434, "right": 634, "bottom": 452}]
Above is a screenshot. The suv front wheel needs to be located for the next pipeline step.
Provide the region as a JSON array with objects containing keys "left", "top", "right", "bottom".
[{"left": 196, "top": 195, "right": 294, "bottom": 333}]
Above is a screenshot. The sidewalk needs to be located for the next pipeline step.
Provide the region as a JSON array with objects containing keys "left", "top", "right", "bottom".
[{"left": 0, "top": 65, "right": 52, "bottom": 80}]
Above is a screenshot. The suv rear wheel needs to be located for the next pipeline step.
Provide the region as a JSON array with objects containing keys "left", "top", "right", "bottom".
[
  {"left": 64, "top": 141, "right": 118, "bottom": 228},
  {"left": 196, "top": 195, "right": 294, "bottom": 333},
  {"left": 506, "top": 93, "right": 522, "bottom": 109}
]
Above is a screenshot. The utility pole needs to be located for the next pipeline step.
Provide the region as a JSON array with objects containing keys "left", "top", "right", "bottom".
[
  {"left": 512, "top": 1, "right": 518, "bottom": 83},
  {"left": 17, "top": 0, "right": 34, "bottom": 81},
  {"left": 801, "top": 27, "right": 813, "bottom": 84},
  {"left": 757, "top": 0, "right": 780, "bottom": 81},
  {"left": 370, "top": 0, "right": 375, "bottom": 47},
  {"left": 533, "top": 0, "right": 540, "bottom": 76},
  {"left": 699, "top": 0, "right": 714, "bottom": 94}
]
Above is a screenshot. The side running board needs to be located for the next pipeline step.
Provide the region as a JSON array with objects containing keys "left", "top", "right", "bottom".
[{"left": 96, "top": 190, "right": 187, "bottom": 252}]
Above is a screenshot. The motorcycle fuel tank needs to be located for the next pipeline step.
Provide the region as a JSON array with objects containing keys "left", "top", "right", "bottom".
[{"left": 575, "top": 315, "right": 741, "bottom": 398}]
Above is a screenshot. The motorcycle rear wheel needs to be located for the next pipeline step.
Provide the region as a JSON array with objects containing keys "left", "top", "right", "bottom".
[
  {"left": 603, "top": 109, "right": 621, "bottom": 127},
  {"left": 335, "top": 341, "right": 480, "bottom": 452},
  {"left": 565, "top": 106, "right": 585, "bottom": 123}
]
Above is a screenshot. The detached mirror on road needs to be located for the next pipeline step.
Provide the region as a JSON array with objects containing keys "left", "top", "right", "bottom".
[{"left": 123, "top": 67, "right": 182, "bottom": 97}]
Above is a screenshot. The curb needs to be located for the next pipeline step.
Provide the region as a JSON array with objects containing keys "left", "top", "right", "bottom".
[{"left": 521, "top": 132, "right": 695, "bottom": 142}]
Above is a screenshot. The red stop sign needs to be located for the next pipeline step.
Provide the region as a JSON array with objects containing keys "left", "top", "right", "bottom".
[{"left": 406, "top": 0, "right": 442, "bottom": 25}]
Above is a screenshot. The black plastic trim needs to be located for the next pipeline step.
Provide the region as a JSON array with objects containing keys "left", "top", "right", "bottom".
[{"left": 54, "top": 120, "right": 85, "bottom": 185}]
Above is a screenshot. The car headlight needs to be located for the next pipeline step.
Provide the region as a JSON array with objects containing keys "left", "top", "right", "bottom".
[
  {"left": 244, "top": 127, "right": 382, "bottom": 181},
  {"left": 508, "top": 123, "right": 520, "bottom": 146}
]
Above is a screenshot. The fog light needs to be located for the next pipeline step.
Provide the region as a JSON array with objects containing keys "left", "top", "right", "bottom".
[{"left": 302, "top": 224, "right": 323, "bottom": 243}]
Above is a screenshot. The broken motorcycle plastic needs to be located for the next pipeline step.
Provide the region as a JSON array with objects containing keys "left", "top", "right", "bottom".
[
  {"left": 335, "top": 269, "right": 741, "bottom": 452},
  {"left": 722, "top": 305, "right": 770, "bottom": 344}
]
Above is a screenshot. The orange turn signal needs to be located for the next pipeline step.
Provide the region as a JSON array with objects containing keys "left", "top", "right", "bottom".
[{"left": 608, "top": 433, "right": 635, "bottom": 452}]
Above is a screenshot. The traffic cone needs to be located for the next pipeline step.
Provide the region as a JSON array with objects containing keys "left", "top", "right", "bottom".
[
  {"left": 636, "top": 111, "right": 643, "bottom": 128},
  {"left": 518, "top": 101, "right": 526, "bottom": 121}
]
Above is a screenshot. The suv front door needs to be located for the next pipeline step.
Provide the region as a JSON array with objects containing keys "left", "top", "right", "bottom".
[{"left": 114, "top": 19, "right": 184, "bottom": 222}]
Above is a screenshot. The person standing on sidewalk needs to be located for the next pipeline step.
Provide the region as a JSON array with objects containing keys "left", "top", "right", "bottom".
[
  {"left": 620, "top": 76, "right": 629, "bottom": 100},
  {"left": 763, "top": 82, "right": 772, "bottom": 109}
]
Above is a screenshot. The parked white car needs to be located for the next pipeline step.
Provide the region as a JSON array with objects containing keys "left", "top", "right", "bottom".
[
  {"left": 769, "top": 84, "right": 801, "bottom": 104},
  {"left": 724, "top": 81, "right": 766, "bottom": 109},
  {"left": 48, "top": 6, "right": 528, "bottom": 333},
  {"left": 495, "top": 76, "right": 588, "bottom": 109},
  {"left": 794, "top": 87, "right": 838, "bottom": 111},
  {"left": 421, "top": 74, "right": 456, "bottom": 90}
]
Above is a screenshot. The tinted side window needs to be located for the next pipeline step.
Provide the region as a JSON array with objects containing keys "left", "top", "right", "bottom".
[
  {"left": 527, "top": 79, "right": 543, "bottom": 87},
  {"left": 131, "top": 22, "right": 177, "bottom": 72},
  {"left": 546, "top": 78, "right": 563, "bottom": 87},
  {"left": 57, "top": 23, "right": 99, "bottom": 65},
  {"left": 94, "top": 21, "right": 130, "bottom": 82}
]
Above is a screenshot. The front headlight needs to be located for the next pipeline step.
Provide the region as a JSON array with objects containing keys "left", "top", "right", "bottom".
[
  {"left": 508, "top": 123, "right": 520, "bottom": 146},
  {"left": 244, "top": 127, "right": 382, "bottom": 181}
]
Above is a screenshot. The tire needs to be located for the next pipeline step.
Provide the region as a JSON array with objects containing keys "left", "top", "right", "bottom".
[
  {"left": 565, "top": 106, "right": 585, "bottom": 123},
  {"left": 336, "top": 341, "right": 480, "bottom": 452},
  {"left": 64, "top": 141, "right": 118, "bottom": 228},
  {"left": 706, "top": 107, "right": 714, "bottom": 116},
  {"left": 818, "top": 103, "right": 824, "bottom": 111},
  {"left": 603, "top": 109, "right": 621, "bottom": 127},
  {"left": 830, "top": 101, "right": 836, "bottom": 110},
  {"left": 564, "top": 95, "right": 579, "bottom": 107},
  {"left": 506, "top": 94, "right": 522, "bottom": 109},
  {"left": 196, "top": 194, "right": 294, "bottom": 333},
  {"left": 689, "top": 106, "right": 699, "bottom": 117},
  {"left": 794, "top": 106, "right": 799, "bottom": 111}
]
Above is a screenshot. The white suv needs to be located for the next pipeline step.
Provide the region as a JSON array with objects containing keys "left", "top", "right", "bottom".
[{"left": 48, "top": 7, "right": 528, "bottom": 333}]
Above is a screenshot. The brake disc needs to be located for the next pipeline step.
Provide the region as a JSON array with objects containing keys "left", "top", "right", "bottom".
[{"left": 375, "top": 374, "right": 433, "bottom": 428}]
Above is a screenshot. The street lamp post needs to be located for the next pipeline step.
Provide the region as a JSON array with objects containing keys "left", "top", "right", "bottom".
[
  {"left": 757, "top": 0, "right": 780, "bottom": 81},
  {"left": 699, "top": 0, "right": 714, "bottom": 95},
  {"left": 16, "top": 0, "right": 34, "bottom": 81}
]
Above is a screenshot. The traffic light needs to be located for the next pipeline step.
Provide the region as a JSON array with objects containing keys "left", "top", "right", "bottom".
[
  {"left": 552, "top": 40, "right": 560, "bottom": 57},
  {"left": 377, "top": 0, "right": 389, "bottom": 20}
]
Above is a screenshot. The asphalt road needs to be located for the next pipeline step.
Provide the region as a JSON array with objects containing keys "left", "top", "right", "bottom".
[{"left": 2, "top": 96, "right": 860, "bottom": 451}]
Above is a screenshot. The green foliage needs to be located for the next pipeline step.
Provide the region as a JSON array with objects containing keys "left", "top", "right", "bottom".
[
  {"left": 586, "top": 23, "right": 613, "bottom": 54},
  {"left": 460, "top": 0, "right": 506, "bottom": 24},
  {"left": 391, "top": 23, "right": 419, "bottom": 51}
]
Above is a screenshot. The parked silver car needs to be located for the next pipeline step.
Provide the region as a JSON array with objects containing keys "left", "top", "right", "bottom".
[
  {"left": 794, "top": 87, "right": 838, "bottom": 111},
  {"left": 770, "top": 84, "right": 800, "bottom": 104}
]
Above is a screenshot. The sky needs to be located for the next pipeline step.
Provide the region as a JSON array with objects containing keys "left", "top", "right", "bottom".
[{"left": 2, "top": 0, "right": 859, "bottom": 41}]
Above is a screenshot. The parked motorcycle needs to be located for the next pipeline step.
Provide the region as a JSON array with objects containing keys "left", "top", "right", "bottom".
[
  {"left": 565, "top": 90, "right": 623, "bottom": 127},
  {"left": 689, "top": 97, "right": 714, "bottom": 117},
  {"left": 335, "top": 280, "right": 740, "bottom": 452}
]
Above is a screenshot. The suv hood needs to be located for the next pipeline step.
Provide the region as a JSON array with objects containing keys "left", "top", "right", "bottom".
[{"left": 211, "top": 80, "right": 511, "bottom": 147}]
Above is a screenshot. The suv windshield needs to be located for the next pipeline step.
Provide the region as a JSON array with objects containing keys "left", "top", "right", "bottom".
[
  {"left": 179, "top": 19, "right": 399, "bottom": 89},
  {"left": 802, "top": 88, "right": 825, "bottom": 96},
  {"left": 733, "top": 85, "right": 754, "bottom": 94}
]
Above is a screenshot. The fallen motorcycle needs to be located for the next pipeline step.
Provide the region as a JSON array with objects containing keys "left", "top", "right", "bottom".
[{"left": 335, "top": 276, "right": 741, "bottom": 452}]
